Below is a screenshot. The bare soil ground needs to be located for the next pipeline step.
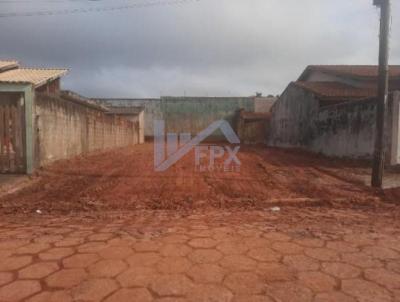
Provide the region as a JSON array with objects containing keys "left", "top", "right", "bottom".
[
  {"left": 0, "top": 143, "right": 397, "bottom": 215},
  {"left": 1, "top": 144, "right": 400, "bottom": 301}
]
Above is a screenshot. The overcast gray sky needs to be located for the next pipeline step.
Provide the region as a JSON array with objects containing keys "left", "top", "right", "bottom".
[{"left": 0, "top": 0, "right": 399, "bottom": 98}]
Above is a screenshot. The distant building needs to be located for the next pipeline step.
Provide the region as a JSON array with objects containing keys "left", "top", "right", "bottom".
[
  {"left": 94, "top": 96, "right": 277, "bottom": 139},
  {"left": 269, "top": 65, "right": 400, "bottom": 165}
]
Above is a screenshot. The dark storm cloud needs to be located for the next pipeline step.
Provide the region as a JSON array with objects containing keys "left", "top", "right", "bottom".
[{"left": 0, "top": 0, "right": 398, "bottom": 97}]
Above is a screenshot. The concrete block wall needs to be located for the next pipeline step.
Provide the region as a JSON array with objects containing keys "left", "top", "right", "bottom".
[
  {"left": 125, "top": 111, "right": 145, "bottom": 144},
  {"left": 94, "top": 98, "right": 162, "bottom": 138},
  {"left": 269, "top": 85, "right": 400, "bottom": 164},
  {"left": 311, "top": 94, "right": 400, "bottom": 165},
  {"left": 236, "top": 111, "right": 269, "bottom": 144},
  {"left": 254, "top": 97, "right": 277, "bottom": 113},
  {"left": 95, "top": 97, "right": 256, "bottom": 138},
  {"left": 159, "top": 97, "right": 254, "bottom": 138},
  {"left": 390, "top": 92, "right": 400, "bottom": 165},
  {"left": 312, "top": 98, "right": 377, "bottom": 159},
  {"left": 268, "top": 83, "right": 320, "bottom": 147},
  {"left": 34, "top": 93, "right": 140, "bottom": 167}
]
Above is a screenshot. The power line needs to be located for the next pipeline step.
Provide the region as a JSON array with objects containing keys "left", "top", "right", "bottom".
[
  {"left": 0, "top": 0, "right": 140, "bottom": 3},
  {"left": 0, "top": 0, "right": 198, "bottom": 18}
]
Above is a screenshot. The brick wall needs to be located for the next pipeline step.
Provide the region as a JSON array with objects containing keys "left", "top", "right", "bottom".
[{"left": 34, "top": 93, "right": 140, "bottom": 167}]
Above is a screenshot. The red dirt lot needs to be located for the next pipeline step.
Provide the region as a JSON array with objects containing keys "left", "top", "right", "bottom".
[
  {"left": 1, "top": 143, "right": 400, "bottom": 302},
  {"left": 0, "top": 143, "right": 394, "bottom": 215}
]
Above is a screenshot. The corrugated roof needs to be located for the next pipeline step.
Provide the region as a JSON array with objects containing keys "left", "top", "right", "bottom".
[
  {"left": 293, "top": 81, "right": 377, "bottom": 102},
  {"left": 0, "top": 68, "right": 67, "bottom": 87},
  {"left": 0, "top": 60, "right": 19, "bottom": 72},
  {"left": 299, "top": 65, "right": 400, "bottom": 81}
]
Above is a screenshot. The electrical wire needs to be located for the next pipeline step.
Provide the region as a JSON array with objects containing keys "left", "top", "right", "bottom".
[
  {"left": 0, "top": 0, "right": 141, "bottom": 3},
  {"left": 0, "top": 0, "right": 198, "bottom": 18}
]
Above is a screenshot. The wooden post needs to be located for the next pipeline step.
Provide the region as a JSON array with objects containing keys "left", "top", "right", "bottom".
[{"left": 372, "top": 0, "right": 391, "bottom": 188}]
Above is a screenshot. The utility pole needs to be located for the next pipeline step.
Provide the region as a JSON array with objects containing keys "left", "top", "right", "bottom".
[{"left": 372, "top": 0, "right": 391, "bottom": 188}]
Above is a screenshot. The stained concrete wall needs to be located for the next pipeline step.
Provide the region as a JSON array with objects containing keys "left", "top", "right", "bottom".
[
  {"left": 313, "top": 95, "right": 400, "bottom": 164},
  {"left": 34, "top": 93, "right": 141, "bottom": 167},
  {"left": 106, "top": 111, "right": 145, "bottom": 144},
  {"left": 95, "top": 97, "right": 255, "bottom": 138},
  {"left": 312, "top": 99, "right": 377, "bottom": 159},
  {"left": 254, "top": 97, "right": 277, "bottom": 113},
  {"left": 269, "top": 83, "right": 319, "bottom": 147},
  {"left": 236, "top": 111, "right": 269, "bottom": 144},
  {"left": 136, "top": 111, "right": 145, "bottom": 144},
  {"left": 269, "top": 84, "right": 400, "bottom": 164},
  {"left": 390, "top": 92, "right": 400, "bottom": 165},
  {"left": 94, "top": 98, "right": 162, "bottom": 138},
  {"left": 159, "top": 97, "right": 254, "bottom": 138}
]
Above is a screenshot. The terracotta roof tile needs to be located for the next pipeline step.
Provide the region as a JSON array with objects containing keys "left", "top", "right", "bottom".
[
  {"left": 299, "top": 65, "right": 400, "bottom": 80},
  {"left": 0, "top": 60, "right": 19, "bottom": 72},
  {"left": 293, "top": 81, "right": 377, "bottom": 101},
  {"left": 0, "top": 68, "right": 67, "bottom": 87}
]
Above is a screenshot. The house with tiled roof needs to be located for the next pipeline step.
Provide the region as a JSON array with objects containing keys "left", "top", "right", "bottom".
[
  {"left": 268, "top": 65, "right": 400, "bottom": 165},
  {"left": 0, "top": 60, "right": 143, "bottom": 175},
  {"left": 0, "top": 60, "right": 68, "bottom": 173},
  {"left": 0, "top": 60, "right": 19, "bottom": 72},
  {"left": 0, "top": 60, "right": 68, "bottom": 93}
]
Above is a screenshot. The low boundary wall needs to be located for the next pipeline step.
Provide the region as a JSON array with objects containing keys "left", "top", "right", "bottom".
[
  {"left": 268, "top": 88, "right": 400, "bottom": 165},
  {"left": 236, "top": 111, "right": 269, "bottom": 144},
  {"left": 34, "top": 93, "right": 141, "bottom": 167},
  {"left": 312, "top": 93, "right": 400, "bottom": 165},
  {"left": 95, "top": 96, "right": 276, "bottom": 138}
]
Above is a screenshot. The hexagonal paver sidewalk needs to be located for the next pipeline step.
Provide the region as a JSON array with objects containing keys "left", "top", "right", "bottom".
[{"left": 0, "top": 208, "right": 400, "bottom": 302}]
